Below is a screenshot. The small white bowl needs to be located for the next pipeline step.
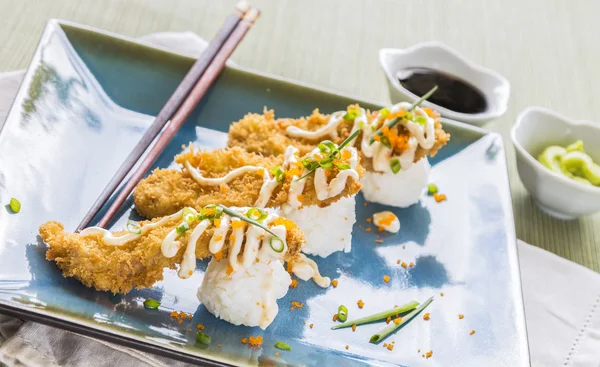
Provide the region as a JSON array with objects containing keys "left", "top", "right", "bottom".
[
  {"left": 511, "top": 107, "right": 600, "bottom": 219},
  {"left": 379, "top": 42, "right": 510, "bottom": 126}
]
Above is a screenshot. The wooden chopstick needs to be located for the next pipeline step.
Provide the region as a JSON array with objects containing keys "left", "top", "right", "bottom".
[
  {"left": 76, "top": 1, "right": 253, "bottom": 231},
  {"left": 92, "top": 7, "right": 260, "bottom": 229}
]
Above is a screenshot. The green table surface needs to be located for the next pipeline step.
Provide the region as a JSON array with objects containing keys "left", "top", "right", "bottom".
[{"left": 1, "top": 0, "right": 599, "bottom": 272}]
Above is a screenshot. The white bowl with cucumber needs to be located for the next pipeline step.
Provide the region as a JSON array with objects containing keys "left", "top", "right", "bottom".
[{"left": 511, "top": 107, "right": 600, "bottom": 219}]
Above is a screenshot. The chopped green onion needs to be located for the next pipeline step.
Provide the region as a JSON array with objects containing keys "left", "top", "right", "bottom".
[
  {"left": 331, "top": 300, "right": 419, "bottom": 330},
  {"left": 9, "top": 198, "right": 20, "bottom": 213},
  {"left": 199, "top": 204, "right": 223, "bottom": 221},
  {"left": 127, "top": 220, "right": 142, "bottom": 234},
  {"left": 274, "top": 341, "right": 291, "bottom": 351},
  {"left": 270, "top": 237, "right": 285, "bottom": 253},
  {"left": 380, "top": 107, "right": 390, "bottom": 118},
  {"left": 271, "top": 166, "right": 286, "bottom": 183},
  {"left": 336, "top": 162, "right": 351, "bottom": 170},
  {"left": 246, "top": 207, "right": 267, "bottom": 222},
  {"left": 337, "top": 305, "right": 348, "bottom": 322},
  {"left": 368, "top": 297, "right": 433, "bottom": 343},
  {"left": 428, "top": 183, "right": 438, "bottom": 195},
  {"left": 218, "top": 204, "right": 283, "bottom": 242},
  {"left": 301, "top": 156, "right": 319, "bottom": 171},
  {"left": 182, "top": 207, "right": 197, "bottom": 223},
  {"left": 370, "top": 86, "right": 438, "bottom": 145},
  {"left": 143, "top": 298, "right": 160, "bottom": 309},
  {"left": 390, "top": 159, "right": 401, "bottom": 174},
  {"left": 380, "top": 136, "right": 391, "bottom": 148},
  {"left": 196, "top": 331, "right": 211, "bottom": 346},
  {"left": 295, "top": 130, "right": 360, "bottom": 182},
  {"left": 318, "top": 140, "right": 337, "bottom": 154},
  {"left": 343, "top": 108, "right": 359, "bottom": 121},
  {"left": 176, "top": 221, "right": 190, "bottom": 235},
  {"left": 415, "top": 116, "right": 428, "bottom": 125}
]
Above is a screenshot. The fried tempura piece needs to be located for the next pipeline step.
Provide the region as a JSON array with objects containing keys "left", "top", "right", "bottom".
[
  {"left": 133, "top": 146, "right": 364, "bottom": 219},
  {"left": 228, "top": 106, "right": 451, "bottom": 171},
  {"left": 40, "top": 214, "right": 305, "bottom": 294}
]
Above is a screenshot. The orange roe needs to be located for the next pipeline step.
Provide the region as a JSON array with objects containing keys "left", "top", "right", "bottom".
[
  {"left": 213, "top": 218, "right": 221, "bottom": 227},
  {"left": 333, "top": 314, "right": 339, "bottom": 322},
  {"left": 196, "top": 323, "right": 205, "bottom": 330},
  {"left": 409, "top": 262, "right": 415, "bottom": 268},
  {"left": 275, "top": 352, "right": 280, "bottom": 358},
  {"left": 272, "top": 217, "right": 297, "bottom": 231},
  {"left": 248, "top": 336, "right": 263, "bottom": 347},
  {"left": 394, "top": 317, "right": 402, "bottom": 324},
  {"left": 387, "top": 344, "right": 394, "bottom": 351},
  {"left": 357, "top": 300, "right": 365, "bottom": 309},
  {"left": 213, "top": 250, "right": 223, "bottom": 262},
  {"left": 386, "top": 316, "right": 391, "bottom": 324},
  {"left": 378, "top": 227, "right": 385, "bottom": 232},
  {"left": 345, "top": 345, "right": 349, "bottom": 350},
  {"left": 352, "top": 324, "right": 357, "bottom": 332},
  {"left": 470, "top": 330, "right": 476, "bottom": 335},
  {"left": 256, "top": 168, "right": 264, "bottom": 176},
  {"left": 219, "top": 184, "right": 229, "bottom": 193},
  {"left": 226, "top": 265, "right": 234, "bottom": 275},
  {"left": 383, "top": 275, "right": 391, "bottom": 283},
  {"left": 426, "top": 350, "right": 433, "bottom": 359},
  {"left": 375, "top": 213, "right": 395, "bottom": 228},
  {"left": 331, "top": 279, "right": 339, "bottom": 288},
  {"left": 241, "top": 338, "right": 248, "bottom": 344},
  {"left": 433, "top": 193, "right": 447, "bottom": 202},
  {"left": 366, "top": 218, "right": 372, "bottom": 223},
  {"left": 291, "top": 301, "right": 303, "bottom": 309},
  {"left": 297, "top": 194, "right": 304, "bottom": 203},
  {"left": 232, "top": 220, "right": 246, "bottom": 229},
  {"left": 309, "top": 323, "right": 314, "bottom": 329},
  {"left": 365, "top": 227, "right": 372, "bottom": 232},
  {"left": 459, "top": 314, "right": 464, "bottom": 319},
  {"left": 401, "top": 262, "right": 408, "bottom": 269},
  {"left": 396, "top": 259, "right": 401, "bottom": 264},
  {"left": 423, "top": 313, "right": 430, "bottom": 321},
  {"left": 290, "top": 279, "right": 298, "bottom": 288}
]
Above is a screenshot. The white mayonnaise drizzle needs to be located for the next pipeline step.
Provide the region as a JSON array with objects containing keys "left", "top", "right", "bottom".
[
  {"left": 184, "top": 161, "right": 261, "bottom": 186},
  {"left": 79, "top": 207, "right": 290, "bottom": 280},
  {"left": 291, "top": 254, "right": 331, "bottom": 288},
  {"left": 372, "top": 211, "right": 401, "bottom": 233},
  {"left": 286, "top": 111, "right": 345, "bottom": 140},
  {"left": 284, "top": 104, "right": 436, "bottom": 173},
  {"left": 314, "top": 147, "right": 359, "bottom": 201}
]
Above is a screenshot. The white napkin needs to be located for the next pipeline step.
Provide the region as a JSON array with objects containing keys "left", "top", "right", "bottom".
[{"left": 1, "top": 32, "right": 599, "bottom": 367}]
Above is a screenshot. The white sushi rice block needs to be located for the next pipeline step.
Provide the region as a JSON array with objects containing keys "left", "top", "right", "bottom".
[
  {"left": 197, "top": 258, "right": 291, "bottom": 330},
  {"left": 283, "top": 196, "right": 356, "bottom": 258},
  {"left": 361, "top": 158, "right": 430, "bottom": 207}
]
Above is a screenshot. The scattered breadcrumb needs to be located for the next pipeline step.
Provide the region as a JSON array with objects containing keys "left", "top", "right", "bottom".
[
  {"left": 344, "top": 217, "right": 348, "bottom": 221},
  {"left": 423, "top": 313, "right": 430, "bottom": 321},
  {"left": 440, "top": 292, "right": 444, "bottom": 297},
  {"left": 218, "top": 344, "right": 222, "bottom": 348},
  {"left": 418, "top": 349, "right": 421, "bottom": 353},
  {"left": 383, "top": 275, "right": 390, "bottom": 283},
  {"left": 364, "top": 202, "right": 369, "bottom": 206},
  {"left": 332, "top": 279, "right": 338, "bottom": 288},
  {"left": 375, "top": 239, "right": 383, "bottom": 243},
  {"left": 403, "top": 245, "right": 406, "bottom": 249},
  {"left": 459, "top": 314, "right": 464, "bottom": 319},
  {"left": 357, "top": 300, "right": 365, "bottom": 308},
  {"left": 470, "top": 330, "right": 476, "bottom": 335},
  {"left": 366, "top": 218, "right": 372, "bottom": 223}
]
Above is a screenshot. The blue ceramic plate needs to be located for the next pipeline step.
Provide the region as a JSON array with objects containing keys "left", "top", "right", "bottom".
[{"left": 0, "top": 20, "right": 529, "bottom": 366}]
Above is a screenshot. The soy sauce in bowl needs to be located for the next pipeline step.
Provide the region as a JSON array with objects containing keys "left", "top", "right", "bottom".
[{"left": 396, "top": 67, "right": 488, "bottom": 114}]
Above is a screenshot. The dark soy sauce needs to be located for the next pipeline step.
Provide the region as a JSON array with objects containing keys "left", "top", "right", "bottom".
[{"left": 397, "top": 67, "right": 488, "bottom": 114}]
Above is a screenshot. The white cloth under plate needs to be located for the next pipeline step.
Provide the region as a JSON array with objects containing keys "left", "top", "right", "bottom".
[{"left": 0, "top": 32, "right": 599, "bottom": 367}]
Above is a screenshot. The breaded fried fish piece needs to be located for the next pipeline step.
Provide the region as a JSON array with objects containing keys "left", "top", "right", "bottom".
[
  {"left": 134, "top": 146, "right": 364, "bottom": 219},
  {"left": 40, "top": 208, "right": 305, "bottom": 294},
  {"left": 228, "top": 106, "right": 450, "bottom": 171}
]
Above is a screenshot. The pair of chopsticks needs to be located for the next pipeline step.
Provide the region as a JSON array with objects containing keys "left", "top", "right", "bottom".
[{"left": 76, "top": 1, "right": 260, "bottom": 231}]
